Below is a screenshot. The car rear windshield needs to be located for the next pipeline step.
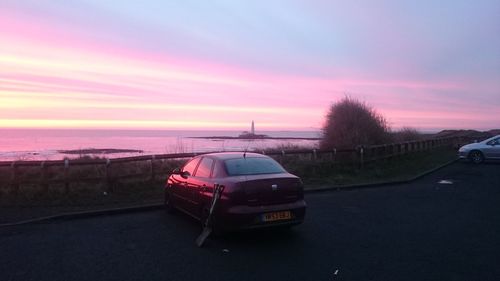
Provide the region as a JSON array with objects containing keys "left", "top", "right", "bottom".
[{"left": 224, "top": 157, "right": 286, "bottom": 176}]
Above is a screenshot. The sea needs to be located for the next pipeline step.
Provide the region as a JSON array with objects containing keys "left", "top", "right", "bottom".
[{"left": 0, "top": 129, "right": 321, "bottom": 161}]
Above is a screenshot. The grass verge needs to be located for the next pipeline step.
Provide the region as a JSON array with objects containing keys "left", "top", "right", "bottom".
[
  {"left": 300, "top": 148, "right": 457, "bottom": 188},
  {"left": 1, "top": 148, "right": 457, "bottom": 224}
]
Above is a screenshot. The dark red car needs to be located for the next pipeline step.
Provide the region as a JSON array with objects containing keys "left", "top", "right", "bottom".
[{"left": 164, "top": 152, "right": 306, "bottom": 232}]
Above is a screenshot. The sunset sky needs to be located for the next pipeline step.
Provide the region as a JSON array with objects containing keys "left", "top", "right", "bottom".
[{"left": 1, "top": 0, "right": 499, "bottom": 131}]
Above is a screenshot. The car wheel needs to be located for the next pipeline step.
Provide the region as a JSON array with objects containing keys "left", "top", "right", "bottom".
[
  {"left": 469, "top": 150, "right": 484, "bottom": 164},
  {"left": 164, "top": 189, "right": 175, "bottom": 214}
]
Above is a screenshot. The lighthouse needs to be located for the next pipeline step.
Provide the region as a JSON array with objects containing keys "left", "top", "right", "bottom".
[{"left": 238, "top": 120, "right": 267, "bottom": 138}]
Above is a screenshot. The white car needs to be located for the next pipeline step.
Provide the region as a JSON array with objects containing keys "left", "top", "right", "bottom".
[{"left": 458, "top": 135, "right": 500, "bottom": 163}]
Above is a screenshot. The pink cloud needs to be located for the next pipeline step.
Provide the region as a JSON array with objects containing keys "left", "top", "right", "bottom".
[{"left": 1, "top": 8, "right": 498, "bottom": 131}]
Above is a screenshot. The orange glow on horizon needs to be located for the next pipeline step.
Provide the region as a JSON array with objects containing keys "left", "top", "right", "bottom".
[
  {"left": 0, "top": 119, "right": 298, "bottom": 130},
  {"left": 1, "top": 10, "right": 497, "bottom": 132}
]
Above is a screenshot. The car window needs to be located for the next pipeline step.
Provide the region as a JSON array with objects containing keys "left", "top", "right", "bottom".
[
  {"left": 182, "top": 158, "right": 200, "bottom": 176},
  {"left": 195, "top": 157, "right": 214, "bottom": 178},
  {"left": 487, "top": 138, "right": 500, "bottom": 145},
  {"left": 211, "top": 161, "right": 221, "bottom": 178},
  {"left": 224, "top": 157, "right": 286, "bottom": 176}
]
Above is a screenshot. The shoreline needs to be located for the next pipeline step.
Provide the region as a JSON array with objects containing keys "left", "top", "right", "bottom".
[
  {"left": 0, "top": 135, "right": 320, "bottom": 161},
  {"left": 58, "top": 148, "right": 144, "bottom": 155},
  {"left": 188, "top": 136, "right": 321, "bottom": 140}
]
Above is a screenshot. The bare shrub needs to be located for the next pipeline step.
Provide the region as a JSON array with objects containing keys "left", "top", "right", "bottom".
[
  {"left": 320, "top": 96, "right": 390, "bottom": 149},
  {"left": 393, "top": 127, "right": 422, "bottom": 142}
]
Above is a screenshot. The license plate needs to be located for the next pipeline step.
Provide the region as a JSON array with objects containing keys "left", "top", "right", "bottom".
[{"left": 261, "top": 211, "right": 292, "bottom": 222}]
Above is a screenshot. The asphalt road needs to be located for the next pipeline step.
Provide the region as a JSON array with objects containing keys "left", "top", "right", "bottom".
[{"left": 1, "top": 162, "right": 499, "bottom": 281}]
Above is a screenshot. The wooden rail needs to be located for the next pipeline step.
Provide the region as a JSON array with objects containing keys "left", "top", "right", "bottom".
[{"left": 0, "top": 137, "right": 459, "bottom": 195}]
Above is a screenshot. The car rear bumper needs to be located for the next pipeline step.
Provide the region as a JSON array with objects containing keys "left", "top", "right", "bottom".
[{"left": 217, "top": 200, "right": 306, "bottom": 231}]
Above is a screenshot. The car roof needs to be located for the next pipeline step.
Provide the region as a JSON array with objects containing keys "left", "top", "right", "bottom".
[
  {"left": 201, "top": 152, "right": 268, "bottom": 160},
  {"left": 483, "top": 135, "right": 500, "bottom": 142}
]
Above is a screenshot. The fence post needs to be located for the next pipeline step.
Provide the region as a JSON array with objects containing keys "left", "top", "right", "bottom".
[
  {"left": 11, "top": 162, "right": 19, "bottom": 194},
  {"left": 150, "top": 155, "right": 156, "bottom": 184},
  {"left": 312, "top": 149, "right": 317, "bottom": 161},
  {"left": 40, "top": 161, "right": 48, "bottom": 194},
  {"left": 359, "top": 147, "right": 364, "bottom": 169},
  {"left": 64, "top": 159, "right": 70, "bottom": 194},
  {"left": 105, "top": 159, "right": 112, "bottom": 193},
  {"left": 309, "top": 149, "right": 318, "bottom": 175}
]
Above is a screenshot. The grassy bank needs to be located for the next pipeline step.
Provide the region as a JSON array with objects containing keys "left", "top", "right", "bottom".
[
  {"left": 0, "top": 148, "right": 457, "bottom": 207},
  {"left": 298, "top": 147, "right": 457, "bottom": 188},
  {"left": 0, "top": 148, "right": 458, "bottom": 224}
]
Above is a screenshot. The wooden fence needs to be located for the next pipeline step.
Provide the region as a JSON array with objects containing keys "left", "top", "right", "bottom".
[{"left": 0, "top": 137, "right": 459, "bottom": 195}]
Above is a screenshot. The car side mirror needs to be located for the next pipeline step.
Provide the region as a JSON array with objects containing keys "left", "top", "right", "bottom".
[
  {"left": 172, "top": 168, "right": 190, "bottom": 179},
  {"left": 181, "top": 171, "right": 190, "bottom": 179}
]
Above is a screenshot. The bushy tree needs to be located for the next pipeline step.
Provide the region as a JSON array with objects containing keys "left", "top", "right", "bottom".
[{"left": 320, "top": 96, "right": 390, "bottom": 149}]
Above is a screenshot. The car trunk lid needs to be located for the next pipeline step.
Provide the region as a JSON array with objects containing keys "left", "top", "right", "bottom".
[{"left": 242, "top": 173, "right": 302, "bottom": 206}]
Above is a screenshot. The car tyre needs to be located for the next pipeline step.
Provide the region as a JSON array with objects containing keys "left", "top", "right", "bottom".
[{"left": 469, "top": 150, "right": 484, "bottom": 164}]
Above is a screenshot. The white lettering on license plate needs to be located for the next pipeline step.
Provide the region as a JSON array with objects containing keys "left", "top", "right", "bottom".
[{"left": 262, "top": 211, "right": 292, "bottom": 222}]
